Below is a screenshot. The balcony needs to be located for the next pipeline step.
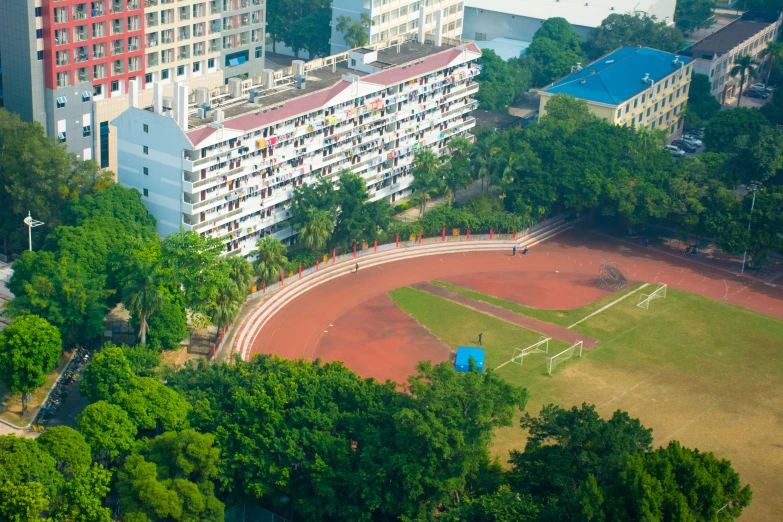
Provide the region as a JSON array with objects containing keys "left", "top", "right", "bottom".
[
  {"left": 128, "top": 57, "right": 141, "bottom": 72},
  {"left": 161, "top": 32, "right": 174, "bottom": 44},
  {"left": 111, "top": 20, "right": 124, "bottom": 35},
  {"left": 178, "top": 28, "right": 190, "bottom": 41},
  {"left": 146, "top": 53, "right": 159, "bottom": 67},
  {"left": 92, "top": 44, "right": 106, "bottom": 59},
  {"left": 127, "top": 17, "right": 140, "bottom": 31},
  {"left": 127, "top": 0, "right": 140, "bottom": 9},
  {"left": 112, "top": 43, "right": 125, "bottom": 55},
  {"left": 75, "top": 47, "right": 89, "bottom": 62},
  {"left": 113, "top": 61, "right": 125, "bottom": 75},
  {"left": 73, "top": 5, "right": 88, "bottom": 20},
  {"left": 76, "top": 68, "right": 90, "bottom": 82},
  {"left": 74, "top": 27, "right": 89, "bottom": 42},
  {"left": 146, "top": 13, "right": 157, "bottom": 26},
  {"left": 91, "top": 2, "right": 105, "bottom": 16},
  {"left": 128, "top": 38, "right": 141, "bottom": 52},
  {"left": 54, "top": 8, "right": 69, "bottom": 23},
  {"left": 92, "top": 23, "right": 106, "bottom": 38},
  {"left": 54, "top": 29, "right": 69, "bottom": 45},
  {"left": 179, "top": 7, "right": 190, "bottom": 20},
  {"left": 56, "top": 72, "right": 70, "bottom": 88},
  {"left": 110, "top": 0, "right": 122, "bottom": 13},
  {"left": 144, "top": 0, "right": 157, "bottom": 5},
  {"left": 146, "top": 35, "right": 158, "bottom": 47}
]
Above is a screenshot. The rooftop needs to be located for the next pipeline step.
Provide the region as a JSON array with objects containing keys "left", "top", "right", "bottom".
[
  {"left": 474, "top": 38, "right": 530, "bottom": 61},
  {"left": 681, "top": 12, "right": 780, "bottom": 60},
  {"left": 182, "top": 39, "right": 482, "bottom": 147},
  {"left": 542, "top": 47, "right": 692, "bottom": 106},
  {"left": 464, "top": 0, "right": 673, "bottom": 28},
  {"left": 472, "top": 109, "right": 523, "bottom": 129}
]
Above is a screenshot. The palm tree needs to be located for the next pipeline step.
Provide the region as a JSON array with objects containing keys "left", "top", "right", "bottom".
[
  {"left": 251, "top": 235, "right": 288, "bottom": 284},
  {"left": 412, "top": 149, "right": 442, "bottom": 215},
  {"left": 122, "top": 261, "right": 163, "bottom": 345},
  {"left": 207, "top": 281, "right": 241, "bottom": 333},
  {"left": 441, "top": 136, "right": 473, "bottom": 204},
  {"left": 760, "top": 40, "right": 783, "bottom": 85},
  {"left": 224, "top": 256, "right": 254, "bottom": 295},
  {"left": 299, "top": 208, "right": 333, "bottom": 251},
  {"left": 730, "top": 55, "right": 759, "bottom": 107}
]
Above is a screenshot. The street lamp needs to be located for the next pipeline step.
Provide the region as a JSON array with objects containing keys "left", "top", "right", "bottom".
[
  {"left": 741, "top": 182, "right": 762, "bottom": 275},
  {"left": 23, "top": 211, "right": 44, "bottom": 252}
]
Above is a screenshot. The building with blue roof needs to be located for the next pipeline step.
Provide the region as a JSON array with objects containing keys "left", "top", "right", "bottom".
[{"left": 539, "top": 47, "right": 694, "bottom": 138}]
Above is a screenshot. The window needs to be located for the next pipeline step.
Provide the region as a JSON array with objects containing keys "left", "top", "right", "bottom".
[
  {"left": 95, "top": 84, "right": 103, "bottom": 95},
  {"left": 425, "top": 14, "right": 432, "bottom": 23},
  {"left": 143, "top": 188, "right": 149, "bottom": 197},
  {"left": 177, "top": 65, "right": 185, "bottom": 76},
  {"left": 143, "top": 145, "right": 149, "bottom": 154},
  {"left": 641, "top": 93, "right": 646, "bottom": 103},
  {"left": 145, "top": 73, "right": 152, "bottom": 83},
  {"left": 625, "top": 104, "right": 630, "bottom": 114},
  {"left": 255, "top": 46, "right": 262, "bottom": 59},
  {"left": 161, "top": 69, "right": 169, "bottom": 79},
  {"left": 390, "top": 26, "right": 397, "bottom": 36},
  {"left": 143, "top": 123, "right": 149, "bottom": 133},
  {"left": 633, "top": 99, "right": 638, "bottom": 108},
  {"left": 56, "top": 96, "right": 67, "bottom": 108},
  {"left": 83, "top": 125, "right": 91, "bottom": 137},
  {"left": 82, "top": 91, "right": 92, "bottom": 101},
  {"left": 35, "top": 7, "right": 42, "bottom": 16},
  {"left": 193, "top": 61, "right": 200, "bottom": 72},
  {"left": 36, "top": 28, "right": 43, "bottom": 38},
  {"left": 37, "top": 50, "right": 44, "bottom": 60},
  {"left": 143, "top": 166, "right": 149, "bottom": 175},
  {"left": 380, "top": 30, "right": 387, "bottom": 40},
  {"left": 111, "top": 80, "right": 119, "bottom": 92},
  {"left": 351, "top": 58, "right": 356, "bottom": 67},
  {"left": 99, "top": 122, "right": 109, "bottom": 168},
  {"left": 208, "top": 58, "right": 215, "bottom": 68}
]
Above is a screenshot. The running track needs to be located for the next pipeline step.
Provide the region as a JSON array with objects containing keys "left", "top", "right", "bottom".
[{"left": 246, "top": 229, "right": 783, "bottom": 381}]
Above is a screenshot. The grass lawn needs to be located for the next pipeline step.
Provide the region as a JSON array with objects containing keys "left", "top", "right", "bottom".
[
  {"left": 391, "top": 282, "right": 783, "bottom": 522},
  {"left": 0, "top": 351, "right": 72, "bottom": 427},
  {"left": 388, "top": 287, "right": 571, "bottom": 381},
  {"left": 431, "top": 280, "right": 646, "bottom": 327}
]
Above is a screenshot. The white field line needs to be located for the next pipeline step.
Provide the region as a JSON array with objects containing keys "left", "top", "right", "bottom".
[{"left": 567, "top": 283, "right": 649, "bottom": 329}]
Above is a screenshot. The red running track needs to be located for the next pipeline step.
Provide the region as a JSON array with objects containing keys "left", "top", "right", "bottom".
[{"left": 247, "top": 229, "right": 783, "bottom": 383}]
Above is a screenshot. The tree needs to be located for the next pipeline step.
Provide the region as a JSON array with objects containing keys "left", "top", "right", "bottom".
[
  {"left": 77, "top": 401, "right": 138, "bottom": 459},
  {"left": 6, "top": 251, "right": 111, "bottom": 345},
  {"left": 0, "top": 109, "right": 113, "bottom": 254},
  {"left": 122, "top": 259, "right": 163, "bottom": 346},
  {"left": 542, "top": 93, "right": 595, "bottom": 124},
  {"left": 526, "top": 18, "right": 583, "bottom": 86},
  {"left": 37, "top": 426, "right": 92, "bottom": 476},
  {"left": 585, "top": 14, "right": 686, "bottom": 60},
  {"left": 144, "top": 289, "right": 188, "bottom": 351},
  {"left": 120, "top": 343, "right": 163, "bottom": 377},
  {"left": 252, "top": 235, "right": 289, "bottom": 284},
  {"left": 730, "top": 55, "right": 759, "bottom": 107},
  {"left": 0, "top": 315, "right": 62, "bottom": 412},
  {"left": 703, "top": 108, "right": 769, "bottom": 153},
  {"left": 286, "top": 8, "right": 331, "bottom": 58},
  {"left": 205, "top": 277, "right": 241, "bottom": 333},
  {"left": 223, "top": 256, "right": 254, "bottom": 295},
  {"left": 760, "top": 40, "right": 783, "bottom": 85},
  {"left": 51, "top": 464, "right": 113, "bottom": 522},
  {"left": 473, "top": 51, "right": 532, "bottom": 110},
  {"left": 161, "top": 230, "right": 225, "bottom": 314},
  {"left": 298, "top": 208, "right": 333, "bottom": 251},
  {"left": 441, "top": 136, "right": 474, "bottom": 204},
  {"left": 685, "top": 73, "right": 721, "bottom": 128},
  {"left": 80, "top": 345, "right": 136, "bottom": 402},
  {"left": 111, "top": 377, "right": 190, "bottom": 434},
  {"left": 0, "top": 435, "right": 61, "bottom": 504},
  {"left": 332, "top": 172, "right": 392, "bottom": 247},
  {"left": 336, "top": 13, "right": 370, "bottom": 49},
  {"left": 675, "top": 0, "right": 714, "bottom": 31},
  {"left": 412, "top": 149, "right": 443, "bottom": 215}
]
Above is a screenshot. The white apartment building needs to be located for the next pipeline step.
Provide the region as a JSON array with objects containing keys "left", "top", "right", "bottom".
[
  {"left": 113, "top": 35, "right": 481, "bottom": 256},
  {"left": 681, "top": 11, "right": 781, "bottom": 104},
  {"left": 330, "top": 0, "right": 464, "bottom": 54}
]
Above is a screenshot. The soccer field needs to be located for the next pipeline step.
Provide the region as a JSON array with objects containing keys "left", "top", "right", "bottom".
[{"left": 389, "top": 284, "right": 783, "bottom": 522}]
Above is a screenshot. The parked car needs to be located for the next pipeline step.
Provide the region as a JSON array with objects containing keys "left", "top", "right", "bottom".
[
  {"left": 672, "top": 140, "right": 698, "bottom": 153},
  {"left": 665, "top": 144, "right": 686, "bottom": 157},
  {"left": 681, "top": 134, "right": 703, "bottom": 147},
  {"left": 690, "top": 129, "right": 705, "bottom": 139},
  {"left": 750, "top": 83, "right": 773, "bottom": 93},
  {"left": 744, "top": 89, "right": 769, "bottom": 99}
]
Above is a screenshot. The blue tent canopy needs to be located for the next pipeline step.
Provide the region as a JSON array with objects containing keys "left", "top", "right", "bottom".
[{"left": 455, "top": 347, "right": 485, "bottom": 373}]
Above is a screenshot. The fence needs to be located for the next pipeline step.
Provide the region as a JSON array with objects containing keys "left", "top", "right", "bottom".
[{"left": 247, "top": 214, "right": 568, "bottom": 301}]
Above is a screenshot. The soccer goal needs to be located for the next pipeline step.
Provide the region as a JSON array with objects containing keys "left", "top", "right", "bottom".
[
  {"left": 511, "top": 336, "right": 549, "bottom": 365},
  {"left": 547, "top": 341, "right": 583, "bottom": 376},
  {"left": 636, "top": 283, "right": 667, "bottom": 309}
]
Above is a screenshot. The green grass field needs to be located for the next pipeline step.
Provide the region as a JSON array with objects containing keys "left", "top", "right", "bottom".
[{"left": 389, "top": 283, "right": 783, "bottom": 522}]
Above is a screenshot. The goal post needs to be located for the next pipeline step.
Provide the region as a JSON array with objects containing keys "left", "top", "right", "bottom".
[
  {"left": 547, "top": 341, "right": 583, "bottom": 376},
  {"left": 511, "top": 336, "right": 549, "bottom": 366},
  {"left": 636, "top": 283, "right": 667, "bottom": 310}
]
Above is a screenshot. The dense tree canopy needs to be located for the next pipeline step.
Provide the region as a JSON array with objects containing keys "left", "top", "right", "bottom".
[
  {"left": 526, "top": 18, "right": 584, "bottom": 86},
  {"left": 675, "top": 0, "right": 715, "bottom": 31},
  {"left": 585, "top": 14, "right": 687, "bottom": 60},
  {"left": 473, "top": 50, "right": 532, "bottom": 111}
]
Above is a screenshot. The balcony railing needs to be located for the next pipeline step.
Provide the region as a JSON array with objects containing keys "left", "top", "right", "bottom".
[{"left": 127, "top": 0, "right": 140, "bottom": 8}]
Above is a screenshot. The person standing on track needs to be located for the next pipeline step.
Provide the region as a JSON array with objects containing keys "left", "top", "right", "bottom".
[
  {"left": 355, "top": 263, "right": 359, "bottom": 274},
  {"left": 512, "top": 246, "right": 517, "bottom": 256}
]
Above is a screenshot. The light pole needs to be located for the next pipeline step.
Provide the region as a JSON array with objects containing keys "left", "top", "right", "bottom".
[
  {"left": 741, "top": 182, "right": 761, "bottom": 275},
  {"left": 23, "top": 211, "right": 45, "bottom": 251}
]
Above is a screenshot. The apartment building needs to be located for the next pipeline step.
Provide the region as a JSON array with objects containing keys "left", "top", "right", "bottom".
[
  {"left": 463, "top": 0, "right": 676, "bottom": 44},
  {"left": 0, "top": 0, "right": 265, "bottom": 173},
  {"left": 113, "top": 35, "right": 481, "bottom": 256},
  {"left": 330, "top": 0, "right": 464, "bottom": 54},
  {"left": 539, "top": 47, "right": 693, "bottom": 138},
  {"left": 681, "top": 11, "right": 781, "bottom": 104}
]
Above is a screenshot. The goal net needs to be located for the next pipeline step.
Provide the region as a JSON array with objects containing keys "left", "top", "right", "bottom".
[
  {"left": 511, "top": 336, "right": 549, "bottom": 365},
  {"left": 547, "top": 341, "right": 583, "bottom": 376},
  {"left": 636, "top": 283, "right": 667, "bottom": 309}
]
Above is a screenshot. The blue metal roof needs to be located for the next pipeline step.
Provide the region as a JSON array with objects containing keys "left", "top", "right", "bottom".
[{"left": 542, "top": 47, "right": 693, "bottom": 106}]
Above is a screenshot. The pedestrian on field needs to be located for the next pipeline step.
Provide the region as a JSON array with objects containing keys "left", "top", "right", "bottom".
[
  {"left": 512, "top": 246, "right": 517, "bottom": 256},
  {"left": 355, "top": 263, "right": 359, "bottom": 274},
  {"left": 478, "top": 333, "right": 483, "bottom": 345}
]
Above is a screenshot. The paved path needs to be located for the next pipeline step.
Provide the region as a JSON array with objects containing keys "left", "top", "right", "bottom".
[{"left": 410, "top": 282, "right": 600, "bottom": 349}]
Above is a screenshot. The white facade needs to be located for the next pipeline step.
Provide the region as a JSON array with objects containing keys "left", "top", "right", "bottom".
[
  {"left": 463, "top": 0, "right": 676, "bottom": 44},
  {"left": 330, "top": 0, "right": 465, "bottom": 54},
  {"left": 114, "top": 41, "right": 482, "bottom": 255}
]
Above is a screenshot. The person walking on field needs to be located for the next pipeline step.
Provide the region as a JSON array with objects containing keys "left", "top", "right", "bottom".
[
  {"left": 512, "top": 246, "right": 517, "bottom": 256},
  {"left": 355, "top": 263, "right": 359, "bottom": 274},
  {"left": 478, "top": 333, "right": 483, "bottom": 345}
]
